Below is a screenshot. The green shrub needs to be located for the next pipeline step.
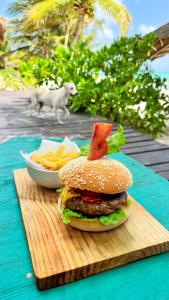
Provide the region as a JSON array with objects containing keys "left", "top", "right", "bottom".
[
  {"left": 0, "top": 68, "right": 36, "bottom": 90},
  {"left": 19, "top": 58, "right": 38, "bottom": 87},
  {"left": 0, "top": 66, "right": 37, "bottom": 90},
  {"left": 20, "top": 34, "right": 169, "bottom": 137}
]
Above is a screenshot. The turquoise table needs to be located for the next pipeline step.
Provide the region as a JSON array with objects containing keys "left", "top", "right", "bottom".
[{"left": 1, "top": 137, "right": 169, "bottom": 300}]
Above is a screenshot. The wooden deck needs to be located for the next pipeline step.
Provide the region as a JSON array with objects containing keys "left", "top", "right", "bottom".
[{"left": 0, "top": 90, "right": 169, "bottom": 180}]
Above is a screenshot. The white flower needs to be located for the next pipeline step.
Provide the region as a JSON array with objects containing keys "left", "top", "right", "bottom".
[{"left": 133, "top": 86, "right": 138, "bottom": 93}]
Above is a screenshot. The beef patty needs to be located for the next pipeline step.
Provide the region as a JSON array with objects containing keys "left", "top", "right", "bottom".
[{"left": 65, "top": 192, "right": 127, "bottom": 217}]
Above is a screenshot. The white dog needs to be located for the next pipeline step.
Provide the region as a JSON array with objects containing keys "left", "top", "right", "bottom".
[{"left": 30, "top": 82, "right": 77, "bottom": 124}]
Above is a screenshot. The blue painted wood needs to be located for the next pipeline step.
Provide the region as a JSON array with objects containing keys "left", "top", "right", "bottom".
[{"left": 0, "top": 137, "right": 169, "bottom": 300}]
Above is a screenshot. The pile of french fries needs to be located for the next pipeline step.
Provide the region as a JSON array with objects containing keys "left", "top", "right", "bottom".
[{"left": 31, "top": 145, "right": 79, "bottom": 171}]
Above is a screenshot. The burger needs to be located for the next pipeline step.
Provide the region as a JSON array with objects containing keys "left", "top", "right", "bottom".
[{"left": 58, "top": 156, "right": 133, "bottom": 232}]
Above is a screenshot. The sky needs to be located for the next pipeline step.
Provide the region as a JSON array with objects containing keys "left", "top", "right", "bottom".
[{"left": 1, "top": 0, "right": 169, "bottom": 72}]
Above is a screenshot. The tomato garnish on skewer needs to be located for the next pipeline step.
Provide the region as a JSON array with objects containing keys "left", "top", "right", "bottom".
[{"left": 87, "top": 123, "right": 112, "bottom": 160}]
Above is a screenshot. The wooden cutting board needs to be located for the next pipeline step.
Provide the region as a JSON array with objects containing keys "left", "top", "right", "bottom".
[{"left": 13, "top": 168, "right": 169, "bottom": 291}]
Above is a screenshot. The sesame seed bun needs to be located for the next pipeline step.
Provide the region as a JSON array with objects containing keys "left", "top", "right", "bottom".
[
  {"left": 66, "top": 207, "right": 129, "bottom": 232},
  {"left": 59, "top": 157, "right": 132, "bottom": 194}
]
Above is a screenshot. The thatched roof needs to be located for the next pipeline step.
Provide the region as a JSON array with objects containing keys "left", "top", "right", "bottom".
[{"left": 151, "top": 23, "right": 169, "bottom": 60}]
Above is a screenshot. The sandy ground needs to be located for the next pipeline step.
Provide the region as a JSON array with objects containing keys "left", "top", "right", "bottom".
[{"left": 156, "top": 120, "right": 169, "bottom": 145}]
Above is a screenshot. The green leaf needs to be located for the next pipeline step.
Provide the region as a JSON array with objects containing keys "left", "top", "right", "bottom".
[
  {"left": 79, "top": 125, "right": 125, "bottom": 156},
  {"left": 61, "top": 208, "right": 126, "bottom": 225},
  {"left": 99, "top": 208, "right": 126, "bottom": 225},
  {"left": 61, "top": 208, "right": 83, "bottom": 224},
  {"left": 56, "top": 187, "right": 64, "bottom": 193},
  {"left": 127, "top": 197, "right": 132, "bottom": 206},
  {"left": 107, "top": 125, "right": 126, "bottom": 154},
  {"left": 79, "top": 144, "right": 90, "bottom": 156}
]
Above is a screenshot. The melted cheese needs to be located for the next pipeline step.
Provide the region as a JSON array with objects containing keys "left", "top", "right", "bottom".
[{"left": 61, "top": 187, "right": 80, "bottom": 208}]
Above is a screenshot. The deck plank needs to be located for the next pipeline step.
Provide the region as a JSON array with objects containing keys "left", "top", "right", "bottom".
[
  {"left": 149, "top": 163, "right": 169, "bottom": 172},
  {"left": 157, "top": 171, "right": 169, "bottom": 180},
  {"left": 122, "top": 140, "right": 162, "bottom": 149},
  {"left": 129, "top": 150, "right": 169, "bottom": 166},
  {"left": 122, "top": 143, "right": 169, "bottom": 154}
]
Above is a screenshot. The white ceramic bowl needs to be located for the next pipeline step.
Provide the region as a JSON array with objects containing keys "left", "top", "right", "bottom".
[
  {"left": 21, "top": 151, "right": 62, "bottom": 189},
  {"left": 27, "top": 164, "right": 61, "bottom": 189},
  {"left": 20, "top": 138, "right": 80, "bottom": 189}
]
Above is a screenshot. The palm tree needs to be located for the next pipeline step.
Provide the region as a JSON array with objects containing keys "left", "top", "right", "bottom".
[
  {"left": 8, "top": 1, "right": 66, "bottom": 57},
  {"left": 0, "top": 17, "right": 6, "bottom": 42},
  {"left": 26, "top": 0, "right": 78, "bottom": 48},
  {"left": 26, "top": 0, "right": 131, "bottom": 46},
  {"left": 9, "top": 0, "right": 76, "bottom": 49},
  {"left": 73, "top": 0, "right": 131, "bottom": 45},
  {"left": 8, "top": 17, "right": 65, "bottom": 58}
]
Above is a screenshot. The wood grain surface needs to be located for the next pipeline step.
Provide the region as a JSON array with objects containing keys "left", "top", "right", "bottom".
[{"left": 13, "top": 168, "right": 169, "bottom": 291}]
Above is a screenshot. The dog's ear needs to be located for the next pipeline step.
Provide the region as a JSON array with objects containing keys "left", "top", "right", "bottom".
[
  {"left": 63, "top": 82, "right": 71, "bottom": 92},
  {"left": 63, "top": 82, "right": 69, "bottom": 88}
]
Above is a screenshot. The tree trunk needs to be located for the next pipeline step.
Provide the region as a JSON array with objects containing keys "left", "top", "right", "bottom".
[
  {"left": 64, "top": 20, "right": 70, "bottom": 48},
  {"left": 42, "top": 44, "right": 49, "bottom": 58},
  {"left": 0, "top": 17, "right": 6, "bottom": 42},
  {"left": 71, "top": 11, "right": 86, "bottom": 46},
  {"left": 0, "top": 46, "right": 30, "bottom": 60}
]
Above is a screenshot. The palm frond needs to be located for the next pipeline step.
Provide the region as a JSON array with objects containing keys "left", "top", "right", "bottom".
[
  {"left": 8, "top": 0, "right": 30, "bottom": 14},
  {"left": 98, "top": 0, "right": 131, "bottom": 36},
  {"left": 27, "top": 0, "right": 72, "bottom": 25}
]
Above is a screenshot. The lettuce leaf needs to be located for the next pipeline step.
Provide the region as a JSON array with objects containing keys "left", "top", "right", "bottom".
[
  {"left": 61, "top": 209, "right": 83, "bottom": 224},
  {"left": 80, "top": 144, "right": 90, "bottom": 156},
  {"left": 127, "top": 197, "right": 132, "bottom": 206},
  {"left": 106, "top": 125, "right": 125, "bottom": 154},
  {"left": 61, "top": 207, "right": 126, "bottom": 225},
  {"left": 99, "top": 208, "right": 126, "bottom": 225},
  {"left": 56, "top": 187, "right": 64, "bottom": 193},
  {"left": 79, "top": 125, "right": 125, "bottom": 156},
  {"left": 61, "top": 208, "right": 98, "bottom": 224}
]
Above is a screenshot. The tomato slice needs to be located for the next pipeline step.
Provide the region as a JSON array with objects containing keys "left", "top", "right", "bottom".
[
  {"left": 82, "top": 196, "right": 102, "bottom": 203},
  {"left": 82, "top": 190, "right": 100, "bottom": 197},
  {"left": 87, "top": 123, "right": 112, "bottom": 160}
]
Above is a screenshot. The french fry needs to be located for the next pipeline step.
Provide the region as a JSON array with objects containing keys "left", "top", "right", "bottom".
[
  {"left": 43, "top": 154, "right": 57, "bottom": 162},
  {"left": 43, "top": 145, "right": 66, "bottom": 162},
  {"left": 31, "top": 146, "right": 78, "bottom": 171},
  {"left": 42, "top": 160, "right": 60, "bottom": 170},
  {"left": 55, "top": 145, "right": 65, "bottom": 156},
  {"left": 31, "top": 153, "right": 44, "bottom": 164},
  {"left": 42, "top": 151, "right": 55, "bottom": 158},
  {"left": 57, "top": 152, "right": 79, "bottom": 168}
]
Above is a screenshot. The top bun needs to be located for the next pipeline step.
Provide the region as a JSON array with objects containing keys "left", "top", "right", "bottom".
[{"left": 59, "top": 157, "right": 132, "bottom": 194}]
